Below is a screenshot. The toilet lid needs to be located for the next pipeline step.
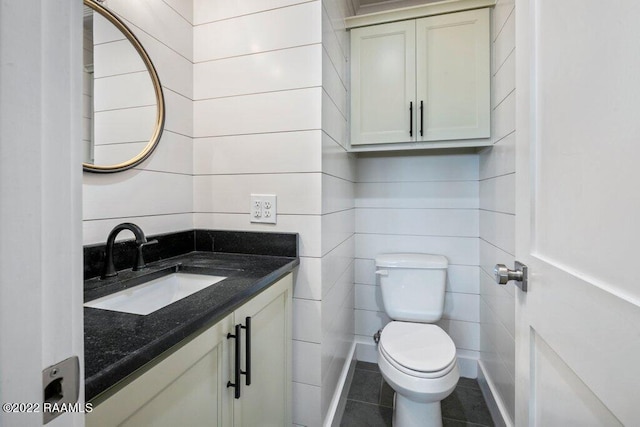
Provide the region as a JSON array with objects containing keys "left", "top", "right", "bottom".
[{"left": 379, "top": 322, "right": 456, "bottom": 373}]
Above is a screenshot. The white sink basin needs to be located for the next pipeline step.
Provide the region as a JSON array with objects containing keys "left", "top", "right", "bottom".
[{"left": 84, "top": 272, "right": 227, "bottom": 315}]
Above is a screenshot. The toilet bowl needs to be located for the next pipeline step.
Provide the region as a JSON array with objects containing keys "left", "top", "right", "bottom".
[
  {"left": 377, "top": 321, "right": 459, "bottom": 427},
  {"left": 375, "top": 254, "right": 460, "bottom": 427}
]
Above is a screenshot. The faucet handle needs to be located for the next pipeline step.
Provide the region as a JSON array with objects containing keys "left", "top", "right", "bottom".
[{"left": 133, "top": 239, "right": 158, "bottom": 271}]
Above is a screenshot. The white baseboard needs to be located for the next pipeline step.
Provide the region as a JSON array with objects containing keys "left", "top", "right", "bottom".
[
  {"left": 323, "top": 341, "right": 357, "bottom": 427},
  {"left": 456, "top": 351, "right": 478, "bottom": 378},
  {"left": 355, "top": 336, "right": 377, "bottom": 363},
  {"left": 477, "top": 360, "right": 514, "bottom": 427}
]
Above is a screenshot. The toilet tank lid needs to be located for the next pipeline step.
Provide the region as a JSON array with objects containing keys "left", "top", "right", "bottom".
[{"left": 375, "top": 253, "right": 448, "bottom": 269}]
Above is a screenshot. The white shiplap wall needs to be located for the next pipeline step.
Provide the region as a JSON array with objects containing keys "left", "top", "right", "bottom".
[
  {"left": 354, "top": 151, "right": 481, "bottom": 377},
  {"left": 320, "top": 0, "right": 357, "bottom": 424},
  {"left": 192, "top": 1, "right": 355, "bottom": 425},
  {"left": 91, "top": 11, "right": 157, "bottom": 166},
  {"left": 82, "top": 0, "right": 194, "bottom": 244},
  {"left": 478, "top": 0, "right": 516, "bottom": 424}
]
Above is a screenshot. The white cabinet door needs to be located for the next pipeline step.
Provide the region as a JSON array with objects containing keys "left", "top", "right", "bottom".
[
  {"left": 231, "top": 274, "right": 292, "bottom": 427},
  {"left": 416, "top": 8, "right": 490, "bottom": 141},
  {"left": 351, "top": 20, "right": 416, "bottom": 145},
  {"left": 350, "top": 8, "right": 490, "bottom": 148},
  {"left": 87, "top": 314, "right": 234, "bottom": 427}
]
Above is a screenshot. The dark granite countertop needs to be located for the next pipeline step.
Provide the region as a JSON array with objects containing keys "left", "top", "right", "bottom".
[{"left": 84, "top": 251, "right": 298, "bottom": 401}]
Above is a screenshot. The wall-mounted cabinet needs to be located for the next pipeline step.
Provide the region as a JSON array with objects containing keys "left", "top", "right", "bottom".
[
  {"left": 86, "top": 274, "right": 292, "bottom": 427},
  {"left": 349, "top": 7, "right": 491, "bottom": 151}
]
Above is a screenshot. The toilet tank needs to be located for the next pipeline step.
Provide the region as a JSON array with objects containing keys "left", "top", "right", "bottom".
[{"left": 375, "top": 253, "right": 448, "bottom": 323}]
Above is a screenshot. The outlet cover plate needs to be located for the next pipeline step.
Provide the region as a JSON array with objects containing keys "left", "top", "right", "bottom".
[{"left": 250, "top": 194, "right": 277, "bottom": 224}]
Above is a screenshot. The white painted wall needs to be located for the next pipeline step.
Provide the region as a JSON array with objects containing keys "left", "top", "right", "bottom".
[
  {"left": 82, "top": 0, "right": 194, "bottom": 244},
  {"left": 319, "top": 0, "right": 357, "bottom": 424},
  {"left": 478, "top": 0, "right": 516, "bottom": 424},
  {"left": 192, "top": 1, "right": 324, "bottom": 422},
  {"left": 354, "top": 151, "right": 481, "bottom": 377},
  {"left": 192, "top": 1, "right": 356, "bottom": 425},
  {"left": 91, "top": 12, "right": 157, "bottom": 166}
]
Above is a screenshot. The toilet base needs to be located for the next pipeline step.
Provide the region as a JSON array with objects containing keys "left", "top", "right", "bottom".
[{"left": 393, "top": 393, "right": 443, "bottom": 427}]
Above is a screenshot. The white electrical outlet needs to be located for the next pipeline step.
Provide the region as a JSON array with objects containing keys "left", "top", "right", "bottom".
[
  {"left": 250, "top": 194, "right": 277, "bottom": 224},
  {"left": 252, "top": 199, "right": 262, "bottom": 219}
]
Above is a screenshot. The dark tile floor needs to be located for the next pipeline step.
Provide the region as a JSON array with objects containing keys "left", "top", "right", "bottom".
[{"left": 340, "top": 361, "right": 494, "bottom": 427}]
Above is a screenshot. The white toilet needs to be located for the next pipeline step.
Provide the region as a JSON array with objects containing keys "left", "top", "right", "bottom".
[{"left": 375, "top": 253, "right": 459, "bottom": 427}]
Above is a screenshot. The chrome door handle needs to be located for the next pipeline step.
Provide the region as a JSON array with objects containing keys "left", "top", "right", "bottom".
[{"left": 494, "top": 261, "right": 528, "bottom": 292}]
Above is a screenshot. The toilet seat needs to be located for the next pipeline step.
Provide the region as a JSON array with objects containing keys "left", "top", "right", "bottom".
[
  {"left": 379, "top": 322, "right": 457, "bottom": 379},
  {"left": 380, "top": 345, "right": 457, "bottom": 379}
]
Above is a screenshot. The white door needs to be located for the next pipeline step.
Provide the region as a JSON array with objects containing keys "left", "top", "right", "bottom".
[
  {"left": 512, "top": 1, "right": 640, "bottom": 425},
  {"left": 0, "top": 1, "right": 84, "bottom": 426}
]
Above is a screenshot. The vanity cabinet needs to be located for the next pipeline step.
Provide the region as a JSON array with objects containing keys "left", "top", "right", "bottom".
[
  {"left": 87, "top": 274, "right": 292, "bottom": 427},
  {"left": 350, "top": 8, "right": 490, "bottom": 147}
]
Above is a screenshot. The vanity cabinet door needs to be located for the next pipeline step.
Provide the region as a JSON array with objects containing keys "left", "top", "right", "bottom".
[
  {"left": 415, "top": 8, "right": 490, "bottom": 141},
  {"left": 87, "top": 314, "right": 233, "bottom": 427},
  {"left": 231, "top": 274, "right": 292, "bottom": 427}
]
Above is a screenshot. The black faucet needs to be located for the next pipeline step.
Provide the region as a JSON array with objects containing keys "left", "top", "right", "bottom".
[{"left": 101, "top": 223, "right": 158, "bottom": 279}]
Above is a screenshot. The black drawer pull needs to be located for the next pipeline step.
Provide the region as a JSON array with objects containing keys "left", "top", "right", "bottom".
[
  {"left": 241, "top": 316, "right": 252, "bottom": 386},
  {"left": 409, "top": 101, "right": 413, "bottom": 137},
  {"left": 420, "top": 100, "right": 424, "bottom": 137},
  {"left": 226, "top": 324, "right": 242, "bottom": 399}
]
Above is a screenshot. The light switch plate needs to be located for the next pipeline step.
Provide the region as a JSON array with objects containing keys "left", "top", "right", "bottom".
[{"left": 250, "top": 194, "right": 277, "bottom": 224}]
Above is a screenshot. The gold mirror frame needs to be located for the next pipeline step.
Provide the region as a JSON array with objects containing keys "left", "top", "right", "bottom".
[{"left": 83, "top": 0, "right": 165, "bottom": 173}]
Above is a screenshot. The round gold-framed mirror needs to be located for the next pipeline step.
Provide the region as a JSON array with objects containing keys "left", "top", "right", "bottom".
[{"left": 82, "top": 0, "right": 165, "bottom": 173}]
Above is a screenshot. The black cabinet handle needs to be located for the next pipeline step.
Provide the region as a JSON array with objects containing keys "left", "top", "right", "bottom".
[
  {"left": 409, "top": 102, "right": 413, "bottom": 137},
  {"left": 227, "top": 324, "right": 242, "bottom": 399},
  {"left": 420, "top": 100, "right": 424, "bottom": 137},
  {"left": 241, "top": 317, "right": 251, "bottom": 386}
]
